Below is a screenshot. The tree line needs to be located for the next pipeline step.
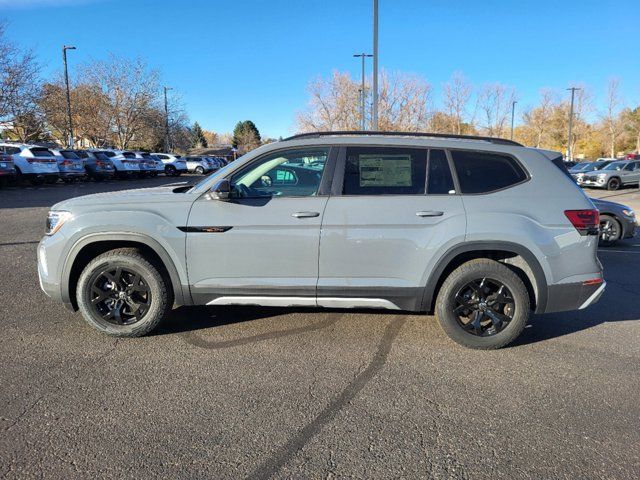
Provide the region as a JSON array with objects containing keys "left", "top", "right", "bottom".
[{"left": 296, "top": 70, "right": 640, "bottom": 159}]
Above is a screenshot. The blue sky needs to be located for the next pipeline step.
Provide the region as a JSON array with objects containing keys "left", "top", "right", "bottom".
[{"left": 2, "top": 0, "right": 638, "bottom": 138}]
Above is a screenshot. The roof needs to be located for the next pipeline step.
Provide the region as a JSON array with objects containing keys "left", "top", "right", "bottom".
[{"left": 283, "top": 131, "right": 523, "bottom": 147}]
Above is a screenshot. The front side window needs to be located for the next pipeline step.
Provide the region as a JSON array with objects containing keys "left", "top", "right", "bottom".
[
  {"left": 342, "top": 146, "right": 427, "bottom": 195},
  {"left": 231, "top": 148, "right": 328, "bottom": 198},
  {"left": 451, "top": 150, "right": 528, "bottom": 194}
]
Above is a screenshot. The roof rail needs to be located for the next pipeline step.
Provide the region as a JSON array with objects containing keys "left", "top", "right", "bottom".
[{"left": 282, "top": 131, "right": 523, "bottom": 147}]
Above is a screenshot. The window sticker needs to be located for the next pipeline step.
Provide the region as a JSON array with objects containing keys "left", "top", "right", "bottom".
[{"left": 359, "top": 154, "right": 412, "bottom": 187}]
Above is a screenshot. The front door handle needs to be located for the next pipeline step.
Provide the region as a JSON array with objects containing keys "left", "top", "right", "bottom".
[
  {"left": 292, "top": 211, "right": 320, "bottom": 218},
  {"left": 416, "top": 210, "right": 444, "bottom": 217}
]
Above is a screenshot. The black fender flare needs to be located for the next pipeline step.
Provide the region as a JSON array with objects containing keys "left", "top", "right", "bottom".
[
  {"left": 60, "top": 232, "right": 190, "bottom": 308},
  {"left": 420, "top": 241, "right": 549, "bottom": 314}
]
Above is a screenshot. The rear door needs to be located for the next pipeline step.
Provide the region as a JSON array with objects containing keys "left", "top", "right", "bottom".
[{"left": 318, "top": 146, "right": 466, "bottom": 311}]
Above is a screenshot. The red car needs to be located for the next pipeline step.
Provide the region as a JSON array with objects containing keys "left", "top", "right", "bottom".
[{"left": 625, "top": 153, "right": 640, "bottom": 160}]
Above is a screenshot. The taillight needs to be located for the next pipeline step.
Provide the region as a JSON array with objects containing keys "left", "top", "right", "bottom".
[
  {"left": 60, "top": 160, "right": 72, "bottom": 166},
  {"left": 564, "top": 209, "right": 599, "bottom": 235}
]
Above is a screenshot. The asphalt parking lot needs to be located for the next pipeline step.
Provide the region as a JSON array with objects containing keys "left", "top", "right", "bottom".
[{"left": 1, "top": 179, "right": 639, "bottom": 479}]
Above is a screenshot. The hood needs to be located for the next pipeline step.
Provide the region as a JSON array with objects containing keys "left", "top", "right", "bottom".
[
  {"left": 52, "top": 184, "right": 194, "bottom": 210},
  {"left": 590, "top": 197, "right": 631, "bottom": 211}
]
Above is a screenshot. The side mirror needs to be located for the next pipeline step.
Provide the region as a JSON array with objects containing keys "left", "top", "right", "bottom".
[{"left": 208, "top": 178, "right": 231, "bottom": 201}]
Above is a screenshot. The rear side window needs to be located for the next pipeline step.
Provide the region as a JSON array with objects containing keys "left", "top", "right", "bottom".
[
  {"left": 30, "top": 148, "right": 54, "bottom": 157},
  {"left": 427, "top": 150, "right": 455, "bottom": 194},
  {"left": 342, "top": 147, "right": 427, "bottom": 195},
  {"left": 451, "top": 150, "right": 527, "bottom": 194}
]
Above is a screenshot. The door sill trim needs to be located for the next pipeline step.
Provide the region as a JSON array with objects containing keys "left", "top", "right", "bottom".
[{"left": 205, "top": 296, "right": 400, "bottom": 310}]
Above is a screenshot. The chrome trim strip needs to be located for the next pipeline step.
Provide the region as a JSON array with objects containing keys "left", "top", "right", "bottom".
[{"left": 579, "top": 281, "right": 606, "bottom": 309}]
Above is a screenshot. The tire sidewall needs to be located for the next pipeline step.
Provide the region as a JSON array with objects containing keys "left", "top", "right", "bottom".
[
  {"left": 436, "top": 261, "right": 530, "bottom": 349},
  {"left": 77, "top": 254, "right": 167, "bottom": 336},
  {"left": 599, "top": 214, "right": 621, "bottom": 246}
]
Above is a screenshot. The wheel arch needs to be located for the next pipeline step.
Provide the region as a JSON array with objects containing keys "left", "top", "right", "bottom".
[
  {"left": 421, "top": 241, "right": 548, "bottom": 314},
  {"left": 62, "top": 233, "right": 189, "bottom": 311}
]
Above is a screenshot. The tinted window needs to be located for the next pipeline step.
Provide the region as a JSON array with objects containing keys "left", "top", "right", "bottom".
[
  {"left": 122, "top": 152, "right": 136, "bottom": 159},
  {"left": 451, "top": 150, "right": 528, "bottom": 194},
  {"left": 60, "top": 151, "right": 79, "bottom": 159},
  {"left": 427, "top": 150, "right": 455, "bottom": 194},
  {"left": 30, "top": 147, "right": 54, "bottom": 157},
  {"left": 156, "top": 154, "right": 168, "bottom": 159},
  {"left": 74, "top": 151, "right": 89, "bottom": 159},
  {"left": 343, "top": 147, "right": 427, "bottom": 195},
  {"left": 232, "top": 148, "right": 328, "bottom": 198},
  {"left": 7, "top": 147, "right": 20, "bottom": 154}
]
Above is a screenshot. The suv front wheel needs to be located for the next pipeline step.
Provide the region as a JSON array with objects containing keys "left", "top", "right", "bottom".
[
  {"left": 435, "top": 259, "right": 530, "bottom": 349},
  {"left": 76, "top": 248, "right": 172, "bottom": 337}
]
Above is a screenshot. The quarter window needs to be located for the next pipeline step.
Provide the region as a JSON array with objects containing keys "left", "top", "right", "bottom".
[
  {"left": 231, "top": 148, "right": 328, "bottom": 198},
  {"left": 342, "top": 147, "right": 427, "bottom": 195},
  {"left": 450, "top": 150, "right": 527, "bottom": 194}
]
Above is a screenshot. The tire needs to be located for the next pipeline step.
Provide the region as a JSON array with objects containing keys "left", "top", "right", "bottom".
[
  {"left": 165, "top": 165, "right": 176, "bottom": 176},
  {"left": 435, "top": 258, "right": 530, "bottom": 350},
  {"left": 606, "top": 177, "right": 620, "bottom": 191},
  {"left": 76, "top": 248, "right": 173, "bottom": 337},
  {"left": 599, "top": 214, "right": 621, "bottom": 247},
  {"left": 62, "top": 177, "right": 74, "bottom": 184},
  {"left": 30, "top": 176, "right": 46, "bottom": 186},
  {"left": 195, "top": 166, "right": 205, "bottom": 175}
]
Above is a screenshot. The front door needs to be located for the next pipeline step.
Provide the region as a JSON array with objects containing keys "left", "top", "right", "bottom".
[
  {"left": 318, "top": 146, "right": 466, "bottom": 311},
  {"left": 186, "top": 147, "right": 333, "bottom": 306}
]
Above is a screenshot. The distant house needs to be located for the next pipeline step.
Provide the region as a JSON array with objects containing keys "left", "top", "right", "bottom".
[{"left": 188, "top": 144, "right": 237, "bottom": 160}]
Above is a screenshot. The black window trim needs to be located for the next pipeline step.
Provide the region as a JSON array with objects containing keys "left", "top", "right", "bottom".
[
  {"left": 224, "top": 145, "right": 337, "bottom": 199},
  {"left": 446, "top": 147, "right": 531, "bottom": 196}
]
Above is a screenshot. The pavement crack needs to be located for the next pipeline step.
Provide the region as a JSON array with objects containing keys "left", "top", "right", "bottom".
[
  {"left": 181, "top": 313, "right": 342, "bottom": 350},
  {"left": 246, "top": 315, "right": 407, "bottom": 480},
  {"left": 3, "top": 395, "right": 44, "bottom": 432}
]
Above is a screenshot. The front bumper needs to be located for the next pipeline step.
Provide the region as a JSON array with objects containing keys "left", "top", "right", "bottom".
[
  {"left": 545, "top": 280, "right": 606, "bottom": 313},
  {"left": 580, "top": 178, "right": 607, "bottom": 188}
]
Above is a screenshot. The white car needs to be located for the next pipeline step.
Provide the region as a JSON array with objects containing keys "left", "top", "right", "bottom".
[
  {"left": 0, "top": 143, "right": 59, "bottom": 185},
  {"left": 89, "top": 149, "right": 140, "bottom": 178},
  {"left": 140, "top": 153, "right": 165, "bottom": 175},
  {"left": 151, "top": 153, "right": 187, "bottom": 176},
  {"left": 121, "top": 151, "right": 155, "bottom": 178}
]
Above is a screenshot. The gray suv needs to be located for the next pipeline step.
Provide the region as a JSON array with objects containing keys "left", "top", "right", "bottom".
[
  {"left": 580, "top": 160, "right": 640, "bottom": 190},
  {"left": 38, "top": 132, "right": 605, "bottom": 349}
]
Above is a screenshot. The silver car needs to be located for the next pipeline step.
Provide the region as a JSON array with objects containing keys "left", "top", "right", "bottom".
[
  {"left": 38, "top": 132, "right": 604, "bottom": 349},
  {"left": 580, "top": 160, "right": 640, "bottom": 190}
]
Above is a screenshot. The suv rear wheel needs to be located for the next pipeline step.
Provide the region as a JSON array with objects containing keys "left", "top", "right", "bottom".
[
  {"left": 435, "top": 259, "right": 530, "bottom": 349},
  {"left": 76, "top": 248, "right": 172, "bottom": 337}
]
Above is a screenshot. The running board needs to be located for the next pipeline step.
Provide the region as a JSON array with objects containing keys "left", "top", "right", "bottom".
[{"left": 206, "top": 296, "right": 400, "bottom": 310}]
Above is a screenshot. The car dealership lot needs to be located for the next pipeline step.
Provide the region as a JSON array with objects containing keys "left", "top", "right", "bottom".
[{"left": 1, "top": 180, "right": 639, "bottom": 479}]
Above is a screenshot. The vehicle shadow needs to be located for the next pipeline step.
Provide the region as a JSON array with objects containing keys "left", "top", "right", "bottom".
[{"left": 513, "top": 244, "right": 640, "bottom": 346}]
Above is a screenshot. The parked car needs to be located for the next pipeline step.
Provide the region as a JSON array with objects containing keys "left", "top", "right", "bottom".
[
  {"left": 625, "top": 153, "right": 640, "bottom": 160},
  {"left": 0, "top": 152, "right": 16, "bottom": 185},
  {"left": 74, "top": 150, "right": 115, "bottom": 181},
  {"left": 580, "top": 160, "right": 640, "bottom": 190},
  {"left": 150, "top": 152, "right": 187, "bottom": 176},
  {"left": 38, "top": 131, "right": 605, "bottom": 350},
  {"left": 570, "top": 159, "right": 614, "bottom": 184},
  {"left": 591, "top": 198, "right": 637, "bottom": 247},
  {"left": 0, "top": 143, "right": 59, "bottom": 185},
  {"left": 184, "top": 156, "right": 213, "bottom": 175},
  {"left": 51, "top": 149, "right": 87, "bottom": 183},
  {"left": 140, "top": 153, "right": 165, "bottom": 176},
  {"left": 120, "top": 151, "right": 155, "bottom": 178},
  {"left": 90, "top": 149, "right": 140, "bottom": 178}
]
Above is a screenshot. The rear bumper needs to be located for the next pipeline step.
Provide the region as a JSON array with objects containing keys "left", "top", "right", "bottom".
[{"left": 544, "top": 280, "right": 606, "bottom": 313}]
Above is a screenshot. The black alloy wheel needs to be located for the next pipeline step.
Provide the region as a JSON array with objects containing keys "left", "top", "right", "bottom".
[
  {"left": 599, "top": 214, "right": 621, "bottom": 246},
  {"left": 87, "top": 266, "right": 151, "bottom": 325},
  {"left": 453, "top": 277, "right": 515, "bottom": 337}
]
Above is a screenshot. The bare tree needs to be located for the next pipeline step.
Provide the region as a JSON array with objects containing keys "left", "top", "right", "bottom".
[
  {"left": 442, "top": 71, "right": 472, "bottom": 134},
  {"left": 377, "top": 71, "right": 432, "bottom": 131},
  {"left": 521, "top": 89, "right": 557, "bottom": 147},
  {"left": 476, "top": 83, "right": 516, "bottom": 138},
  {"left": 602, "top": 78, "right": 624, "bottom": 158}
]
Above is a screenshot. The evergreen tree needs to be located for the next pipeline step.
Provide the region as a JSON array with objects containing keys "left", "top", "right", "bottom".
[
  {"left": 232, "top": 120, "right": 261, "bottom": 149},
  {"left": 192, "top": 121, "right": 207, "bottom": 148}
]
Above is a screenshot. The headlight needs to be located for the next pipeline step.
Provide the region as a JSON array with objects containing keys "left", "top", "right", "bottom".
[
  {"left": 45, "top": 211, "right": 72, "bottom": 235},
  {"left": 622, "top": 209, "right": 635, "bottom": 218}
]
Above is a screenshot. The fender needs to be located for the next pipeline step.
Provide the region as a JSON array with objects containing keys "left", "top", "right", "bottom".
[
  {"left": 420, "top": 241, "right": 549, "bottom": 314},
  {"left": 60, "top": 232, "right": 191, "bottom": 308}
]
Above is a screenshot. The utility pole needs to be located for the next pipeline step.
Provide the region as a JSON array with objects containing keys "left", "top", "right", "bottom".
[
  {"left": 510, "top": 100, "right": 517, "bottom": 140},
  {"left": 567, "top": 87, "right": 581, "bottom": 161},
  {"left": 62, "top": 45, "right": 76, "bottom": 148},
  {"left": 372, "top": 0, "right": 379, "bottom": 130},
  {"left": 164, "top": 86, "right": 172, "bottom": 152},
  {"left": 353, "top": 53, "right": 373, "bottom": 130}
]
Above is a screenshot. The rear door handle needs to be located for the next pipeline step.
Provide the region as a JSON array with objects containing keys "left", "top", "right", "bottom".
[
  {"left": 416, "top": 210, "right": 444, "bottom": 217},
  {"left": 292, "top": 211, "right": 320, "bottom": 218}
]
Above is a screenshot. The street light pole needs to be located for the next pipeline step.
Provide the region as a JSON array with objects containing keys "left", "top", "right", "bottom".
[
  {"left": 372, "top": 0, "right": 379, "bottom": 131},
  {"left": 353, "top": 53, "right": 373, "bottom": 130},
  {"left": 510, "top": 100, "right": 517, "bottom": 140},
  {"left": 62, "top": 45, "right": 76, "bottom": 148},
  {"left": 567, "top": 87, "right": 581, "bottom": 161},
  {"left": 164, "top": 86, "right": 172, "bottom": 152}
]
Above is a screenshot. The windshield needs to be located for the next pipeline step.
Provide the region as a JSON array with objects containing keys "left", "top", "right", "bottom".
[
  {"left": 570, "top": 162, "right": 589, "bottom": 171},
  {"left": 602, "top": 161, "right": 627, "bottom": 171}
]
